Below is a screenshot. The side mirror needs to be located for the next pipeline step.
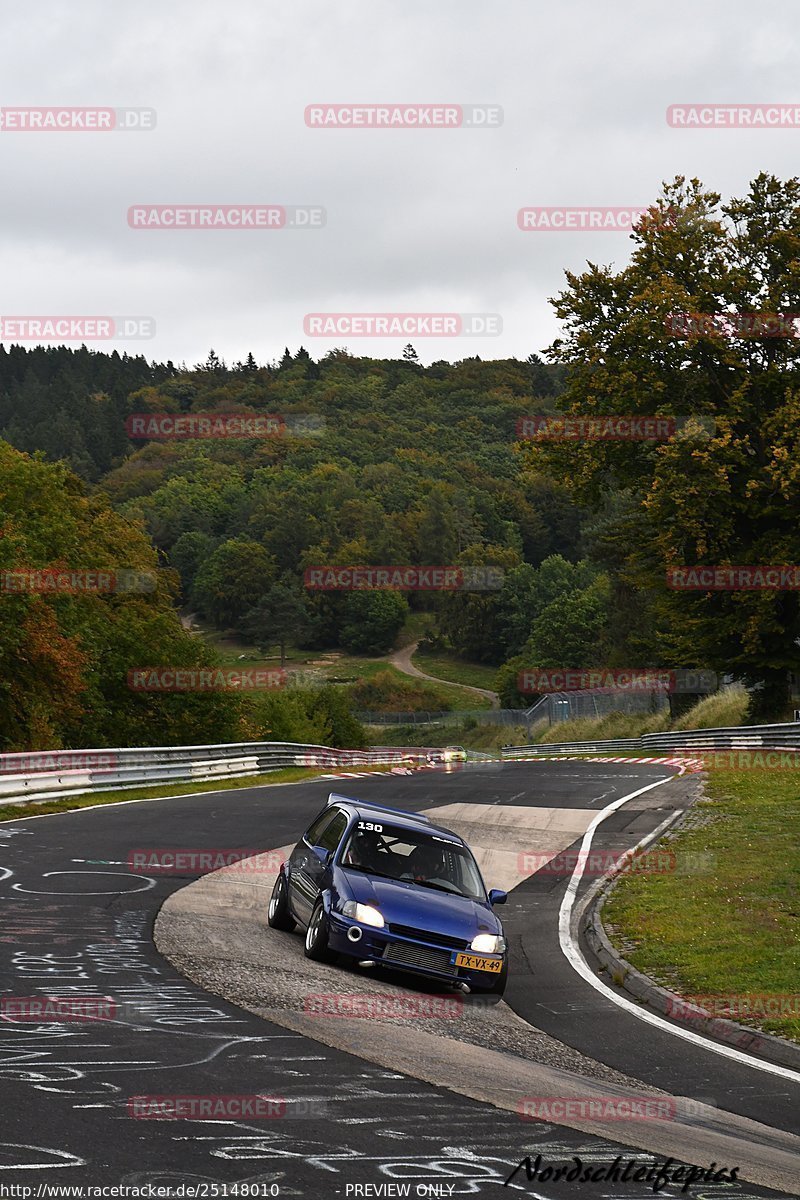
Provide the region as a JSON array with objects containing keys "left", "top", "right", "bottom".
[
  {"left": 311, "top": 845, "right": 331, "bottom": 865},
  {"left": 488, "top": 889, "right": 507, "bottom": 906}
]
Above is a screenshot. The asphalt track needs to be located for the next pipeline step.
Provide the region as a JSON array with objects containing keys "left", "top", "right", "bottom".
[{"left": 0, "top": 760, "right": 797, "bottom": 1197}]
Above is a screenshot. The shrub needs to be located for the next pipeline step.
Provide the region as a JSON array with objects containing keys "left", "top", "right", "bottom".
[{"left": 349, "top": 669, "right": 453, "bottom": 713}]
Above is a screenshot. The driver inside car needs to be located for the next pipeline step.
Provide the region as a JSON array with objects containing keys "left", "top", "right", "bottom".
[
  {"left": 402, "top": 842, "right": 450, "bottom": 887},
  {"left": 343, "top": 829, "right": 383, "bottom": 872}
]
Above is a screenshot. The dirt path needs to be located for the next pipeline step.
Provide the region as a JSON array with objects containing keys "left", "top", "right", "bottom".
[{"left": 386, "top": 641, "right": 500, "bottom": 708}]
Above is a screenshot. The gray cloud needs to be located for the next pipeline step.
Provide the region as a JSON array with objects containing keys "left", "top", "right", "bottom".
[{"left": 1, "top": 0, "right": 797, "bottom": 365}]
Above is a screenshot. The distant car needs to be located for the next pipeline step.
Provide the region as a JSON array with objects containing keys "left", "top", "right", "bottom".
[
  {"left": 442, "top": 745, "right": 467, "bottom": 763},
  {"left": 268, "top": 793, "right": 508, "bottom": 996}
]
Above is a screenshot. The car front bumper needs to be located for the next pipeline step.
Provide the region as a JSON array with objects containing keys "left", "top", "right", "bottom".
[{"left": 328, "top": 914, "right": 505, "bottom": 988}]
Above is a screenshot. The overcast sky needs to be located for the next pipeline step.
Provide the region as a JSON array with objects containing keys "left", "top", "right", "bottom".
[{"left": 1, "top": 1, "right": 798, "bottom": 366}]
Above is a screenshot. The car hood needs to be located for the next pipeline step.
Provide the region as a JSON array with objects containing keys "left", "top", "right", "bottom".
[{"left": 336, "top": 867, "right": 500, "bottom": 936}]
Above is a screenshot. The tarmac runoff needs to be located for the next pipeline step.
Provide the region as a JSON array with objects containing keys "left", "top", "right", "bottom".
[{"left": 155, "top": 802, "right": 800, "bottom": 1197}]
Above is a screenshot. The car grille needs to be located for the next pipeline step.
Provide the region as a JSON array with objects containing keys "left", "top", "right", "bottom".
[
  {"left": 383, "top": 942, "right": 456, "bottom": 976},
  {"left": 388, "top": 923, "right": 469, "bottom": 952}
]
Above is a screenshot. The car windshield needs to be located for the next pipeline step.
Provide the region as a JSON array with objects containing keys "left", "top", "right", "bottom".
[{"left": 339, "top": 820, "right": 486, "bottom": 901}]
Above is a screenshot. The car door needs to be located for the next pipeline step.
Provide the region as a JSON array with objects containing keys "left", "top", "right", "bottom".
[
  {"left": 288, "top": 808, "right": 337, "bottom": 925},
  {"left": 300, "top": 808, "right": 349, "bottom": 920}
]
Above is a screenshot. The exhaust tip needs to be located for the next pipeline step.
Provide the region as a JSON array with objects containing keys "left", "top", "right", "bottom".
[{"left": 357, "top": 959, "right": 375, "bottom": 968}]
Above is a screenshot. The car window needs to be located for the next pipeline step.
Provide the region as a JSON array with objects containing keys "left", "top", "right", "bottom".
[
  {"left": 304, "top": 809, "right": 336, "bottom": 846},
  {"left": 340, "top": 823, "right": 485, "bottom": 900},
  {"left": 317, "top": 810, "right": 348, "bottom": 853}
]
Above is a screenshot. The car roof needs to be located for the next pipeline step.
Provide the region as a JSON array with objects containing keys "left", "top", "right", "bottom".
[{"left": 327, "top": 792, "right": 465, "bottom": 846}]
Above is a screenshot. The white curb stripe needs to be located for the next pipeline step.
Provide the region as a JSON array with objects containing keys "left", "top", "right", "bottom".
[{"left": 558, "top": 776, "right": 800, "bottom": 1084}]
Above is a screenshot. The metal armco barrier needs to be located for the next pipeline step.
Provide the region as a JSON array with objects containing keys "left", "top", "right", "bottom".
[
  {"left": 642, "top": 723, "right": 800, "bottom": 750},
  {"left": 501, "top": 721, "right": 800, "bottom": 758},
  {"left": 502, "top": 738, "right": 644, "bottom": 757},
  {"left": 0, "top": 742, "right": 430, "bottom": 806}
]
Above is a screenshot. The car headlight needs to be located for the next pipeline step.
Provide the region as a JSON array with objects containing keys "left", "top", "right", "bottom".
[
  {"left": 341, "top": 901, "right": 385, "bottom": 928},
  {"left": 470, "top": 933, "right": 506, "bottom": 954}
]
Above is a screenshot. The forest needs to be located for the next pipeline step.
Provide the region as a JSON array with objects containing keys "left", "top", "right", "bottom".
[{"left": 2, "top": 174, "right": 799, "bottom": 749}]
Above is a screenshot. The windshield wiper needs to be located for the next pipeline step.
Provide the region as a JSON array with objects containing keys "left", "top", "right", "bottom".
[{"left": 413, "top": 880, "right": 465, "bottom": 896}]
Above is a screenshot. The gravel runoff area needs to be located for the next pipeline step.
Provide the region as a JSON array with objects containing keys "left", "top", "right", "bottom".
[{"left": 156, "top": 850, "right": 663, "bottom": 1089}]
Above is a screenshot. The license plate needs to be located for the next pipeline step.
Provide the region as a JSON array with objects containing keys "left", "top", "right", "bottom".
[{"left": 454, "top": 952, "right": 503, "bottom": 973}]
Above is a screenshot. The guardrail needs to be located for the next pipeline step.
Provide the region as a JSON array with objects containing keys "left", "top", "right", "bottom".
[
  {"left": 502, "top": 738, "right": 645, "bottom": 757},
  {"left": 0, "top": 742, "right": 434, "bottom": 806},
  {"left": 501, "top": 721, "right": 800, "bottom": 758},
  {"left": 642, "top": 723, "right": 800, "bottom": 750}
]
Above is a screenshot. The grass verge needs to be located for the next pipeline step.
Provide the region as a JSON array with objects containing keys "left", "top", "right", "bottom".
[
  {"left": 350, "top": 665, "right": 491, "bottom": 712},
  {"left": 671, "top": 685, "right": 750, "bottom": 731},
  {"left": 371, "top": 721, "right": 526, "bottom": 752},
  {"left": 535, "top": 710, "right": 670, "bottom": 743},
  {"left": 411, "top": 648, "right": 499, "bottom": 693},
  {"left": 602, "top": 767, "right": 800, "bottom": 1043}
]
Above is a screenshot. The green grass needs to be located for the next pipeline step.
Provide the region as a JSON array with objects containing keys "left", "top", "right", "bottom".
[
  {"left": 672, "top": 685, "right": 751, "bottom": 731},
  {"left": 535, "top": 710, "right": 671, "bottom": 743},
  {"left": 350, "top": 665, "right": 490, "bottom": 712},
  {"left": 191, "top": 614, "right": 489, "bottom": 710},
  {"left": 412, "top": 647, "right": 499, "bottom": 693},
  {"left": 603, "top": 767, "right": 800, "bottom": 1043},
  {"left": 192, "top": 621, "right": 313, "bottom": 668},
  {"left": 371, "top": 721, "right": 525, "bottom": 752},
  {"left": 0, "top": 763, "right": 397, "bottom": 825}
]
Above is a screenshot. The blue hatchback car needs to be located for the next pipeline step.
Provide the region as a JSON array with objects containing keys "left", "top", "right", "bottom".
[{"left": 268, "top": 793, "right": 509, "bottom": 996}]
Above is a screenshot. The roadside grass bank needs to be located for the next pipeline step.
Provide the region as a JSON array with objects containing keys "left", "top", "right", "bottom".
[
  {"left": 535, "top": 710, "right": 670, "bottom": 743},
  {"left": 671, "top": 684, "right": 750, "bottom": 730},
  {"left": 370, "top": 721, "right": 526, "bottom": 752},
  {"left": 0, "top": 763, "right": 398, "bottom": 825},
  {"left": 532, "top": 686, "right": 754, "bottom": 745},
  {"left": 411, "top": 647, "right": 499, "bottom": 692},
  {"left": 602, "top": 767, "right": 800, "bottom": 1044},
  {"left": 195, "top": 619, "right": 489, "bottom": 710},
  {"left": 349, "top": 666, "right": 491, "bottom": 713}
]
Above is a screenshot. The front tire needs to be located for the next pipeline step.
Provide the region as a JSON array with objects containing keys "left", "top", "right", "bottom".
[
  {"left": 268, "top": 872, "right": 296, "bottom": 931},
  {"left": 304, "top": 901, "right": 334, "bottom": 962}
]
